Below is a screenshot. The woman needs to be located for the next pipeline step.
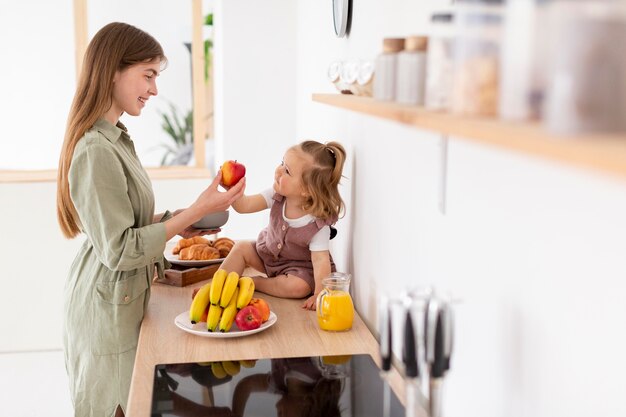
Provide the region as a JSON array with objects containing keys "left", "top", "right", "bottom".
[{"left": 56, "top": 22, "right": 245, "bottom": 417}]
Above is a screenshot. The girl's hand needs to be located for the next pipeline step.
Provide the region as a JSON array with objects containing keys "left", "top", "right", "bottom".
[{"left": 302, "top": 293, "right": 318, "bottom": 310}]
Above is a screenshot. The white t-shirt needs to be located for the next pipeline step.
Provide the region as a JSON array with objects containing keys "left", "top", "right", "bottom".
[{"left": 260, "top": 188, "right": 330, "bottom": 251}]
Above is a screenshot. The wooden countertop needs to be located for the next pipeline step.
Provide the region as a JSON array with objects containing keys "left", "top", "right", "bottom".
[{"left": 126, "top": 278, "right": 419, "bottom": 417}]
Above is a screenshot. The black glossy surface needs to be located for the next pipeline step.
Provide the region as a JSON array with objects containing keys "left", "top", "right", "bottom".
[{"left": 151, "top": 354, "right": 404, "bottom": 417}]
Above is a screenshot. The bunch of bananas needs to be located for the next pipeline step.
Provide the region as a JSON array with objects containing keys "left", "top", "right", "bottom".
[
  {"left": 189, "top": 270, "right": 256, "bottom": 332},
  {"left": 198, "top": 359, "right": 257, "bottom": 378}
]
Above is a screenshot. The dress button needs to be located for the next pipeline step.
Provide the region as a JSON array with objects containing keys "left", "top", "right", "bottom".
[
  {"left": 281, "top": 224, "right": 286, "bottom": 231},
  {"left": 277, "top": 243, "right": 282, "bottom": 249},
  {"left": 124, "top": 295, "right": 130, "bottom": 302}
]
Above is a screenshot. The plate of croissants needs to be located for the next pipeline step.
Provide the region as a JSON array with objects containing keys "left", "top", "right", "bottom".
[{"left": 165, "top": 236, "right": 235, "bottom": 266}]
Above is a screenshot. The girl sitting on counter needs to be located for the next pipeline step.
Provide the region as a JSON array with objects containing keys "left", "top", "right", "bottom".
[{"left": 218, "top": 140, "right": 347, "bottom": 310}]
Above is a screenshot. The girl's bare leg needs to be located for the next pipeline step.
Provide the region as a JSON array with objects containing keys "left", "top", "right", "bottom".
[
  {"left": 252, "top": 274, "right": 311, "bottom": 299},
  {"left": 219, "top": 241, "right": 265, "bottom": 275}
]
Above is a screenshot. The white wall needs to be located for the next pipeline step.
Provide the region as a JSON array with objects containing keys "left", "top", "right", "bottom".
[
  {"left": 294, "top": 1, "right": 626, "bottom": 417},
  {"left": 213, "top": 0, "right": 298, "bottom": 236}
]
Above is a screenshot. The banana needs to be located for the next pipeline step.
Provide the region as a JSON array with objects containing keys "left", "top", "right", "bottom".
[
  {"left": 189, "top": 282, "right": 212, "bottom": 324},
  {"left": 219, "top": 271, "right": 240, "bottom": 308},
  {"left": 236, "top": 276, "right": 255, "bottom": 309},
  {"left": 209, "top": 269, "right": 228, "bottom": 305},
  {"left": 219, "top": 287, "right": 239, "bottom": 332},
  {"left": 207, "top": 304, "right": 223, "bottom": 332},
  {"left": 239, "top": 359, "right": 257, "bottom": 368},
  {"left": 211, "top": 362, "right": 228, "bottom": 379},
  {"left": 221, "top": 360, "right": 241, "bottom": 376}
]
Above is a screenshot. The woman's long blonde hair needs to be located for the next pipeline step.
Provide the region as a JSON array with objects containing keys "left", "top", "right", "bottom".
[
  {"left": 57, "top": 22, "right": 166, "bottom": 238},
  {"left": 298, "top": 141, "right": 347, "bottom": 221}
]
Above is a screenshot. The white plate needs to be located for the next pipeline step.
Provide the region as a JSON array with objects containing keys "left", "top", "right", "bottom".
[
  {"left": 164, "top": 241, "right": 224, "bottom": 267},
  {"left": 164, "top": 251, "right": 224, "bottom": 267},
  {"left": 174, "top": 311, "right": 277, "bottom": 338}
]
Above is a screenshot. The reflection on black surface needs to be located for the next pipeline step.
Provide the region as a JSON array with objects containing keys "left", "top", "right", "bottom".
[
  {"left": 151, "top": 354, "right": 403, "bottom": 417},
  {"left": 234, "top": 357, "right": 343, "bottom": 417}
]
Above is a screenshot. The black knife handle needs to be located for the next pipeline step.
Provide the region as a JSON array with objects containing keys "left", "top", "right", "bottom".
[
  {"left": 382, "top": 314, "right": 392, "bottom": 371},
  {"left": 379, "top": 297, "right": 392, "bottom": 372},
  {"left": 403, "top": 308, "right": 419, "bottom": 378},
  {"left": 431, "top": 311, "right": 446, "bottom": 378}
]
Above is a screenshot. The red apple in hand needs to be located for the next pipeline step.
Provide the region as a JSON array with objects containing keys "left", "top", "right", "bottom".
[
  {"left": 220, "top": 160, "right": 246, "bottom": 187},
  {"left": 235, "top": 306, "right": 262, "bottom": 331}
]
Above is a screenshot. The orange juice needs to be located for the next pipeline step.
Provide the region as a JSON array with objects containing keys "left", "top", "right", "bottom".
[{"left": 317, "top": 290, "right": 354, "bottom": 331}]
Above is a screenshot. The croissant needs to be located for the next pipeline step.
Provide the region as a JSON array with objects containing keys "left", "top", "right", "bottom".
[
  {"left": 179, "top": 244, "right": 220, "bottom": 261},
  {"left": 213, "top": 237, "right": 235, "bottom": 258},
  {"left": 173, "top": 236, "right": 211, "bottom": 255}
]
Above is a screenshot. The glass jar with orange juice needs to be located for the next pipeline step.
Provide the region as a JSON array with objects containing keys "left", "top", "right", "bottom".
[{"left": 316, "top": 273, "right": 354, "bottom": 331}]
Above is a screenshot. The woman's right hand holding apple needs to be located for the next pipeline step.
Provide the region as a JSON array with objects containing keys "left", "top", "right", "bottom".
[
  {"left": 164, "top": 172, "right": 246, "bottom": 241},
  {"left": 193, "top": 171, "right": 246, "bottom": 215}
]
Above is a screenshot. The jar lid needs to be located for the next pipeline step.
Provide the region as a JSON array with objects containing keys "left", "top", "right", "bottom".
[
  {"left": 382, "top": 38, "right": 405, "bottom": 53},
  {"left": 404, "top": 36, "right": 428, "bottom": 52}
]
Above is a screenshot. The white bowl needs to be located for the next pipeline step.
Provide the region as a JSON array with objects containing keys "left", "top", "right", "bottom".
[{"left": 192, "top": 210, "right": 229, "bottom": 229}]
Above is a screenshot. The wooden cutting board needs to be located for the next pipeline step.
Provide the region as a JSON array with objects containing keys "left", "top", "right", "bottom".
[{"left": 158, "top": 262, "right": 222, "bottom": 287}]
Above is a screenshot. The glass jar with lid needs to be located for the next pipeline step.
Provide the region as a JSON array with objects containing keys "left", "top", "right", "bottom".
[
  {"left": 396, "top": 36, "right": 429, "bottom": 105},
  {"left": 544, "top": 0, "right": 626, "bottom": 134},
  {"left": 373, "top": 38, "right": 405, "bottom": 101},
  {"left": 356, "top": 60, "right": 375, "bottom": 97},
  {"left": 424, "top": 12, "right": 456, "bottom": 111},
  {"left": 450, "top": 2, "right": 503, "bottom": 117}
]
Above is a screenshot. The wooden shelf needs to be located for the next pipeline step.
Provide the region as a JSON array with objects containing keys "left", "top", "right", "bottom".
[{"left": 313, "top": 94, "right": 626, "bottom": 179}]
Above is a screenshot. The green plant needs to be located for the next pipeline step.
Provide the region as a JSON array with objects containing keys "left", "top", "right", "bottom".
[
  {"left": 184, "top": 13, "right": 213, "bottom": 82},
  {"left": 204, "top": 13, "right": 213, "bottom": 81},
  {"left": 157, "top": 101, "right": 194, "bottom": 166}
]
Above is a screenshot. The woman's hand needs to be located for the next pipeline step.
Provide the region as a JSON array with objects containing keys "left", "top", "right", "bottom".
[
  {"left": 172, "top": 209, "right": 221, "bottom": 238},
  {"left": 193, "top": 171, "right": 246, "bottom": 215},
  {"left": 178, "top": 227, "right": 221, "bottom": 239},
  {"left": 164, "top": 177, "right": 245, "bottom": 241}
]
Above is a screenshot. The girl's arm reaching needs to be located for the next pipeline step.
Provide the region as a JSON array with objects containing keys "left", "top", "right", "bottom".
[
  {"left": 231, "top": 193, "right": 268, "bottom": 213},
  {"left": 302, "top": 250, "right": 332, "bottom": 310}
]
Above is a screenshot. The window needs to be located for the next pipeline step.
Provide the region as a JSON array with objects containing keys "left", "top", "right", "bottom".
[{"left": 0, "top": 0, "right": 213, "bottom": 182}]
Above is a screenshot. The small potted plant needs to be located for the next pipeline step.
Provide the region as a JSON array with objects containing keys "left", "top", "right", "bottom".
[{"left": 157, "top": 101, "right": 194, "bottom": 166}]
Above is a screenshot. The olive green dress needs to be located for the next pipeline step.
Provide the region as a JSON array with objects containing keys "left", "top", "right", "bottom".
[{"left": 63, "top": 119, "right": 170, "bottom": 417}]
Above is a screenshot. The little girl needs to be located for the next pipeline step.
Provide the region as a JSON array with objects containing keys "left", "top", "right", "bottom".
[{"left": 219, "top": 140, "right": 346, "bottom": 310}]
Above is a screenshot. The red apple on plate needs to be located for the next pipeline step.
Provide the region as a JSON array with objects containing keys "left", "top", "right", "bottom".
[
  {"left": 221, "top": 160, "right": 246, "bottom": 187},
  {"left": 235, "top": 305, "right": 262, "bottom": 331}
]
